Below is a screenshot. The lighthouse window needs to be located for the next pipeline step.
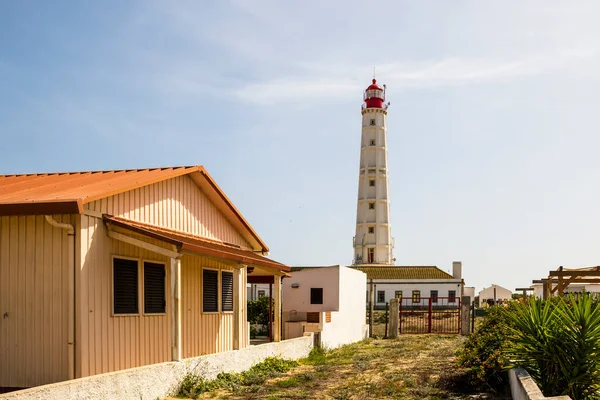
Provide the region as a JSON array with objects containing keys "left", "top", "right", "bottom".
[
  {"left": 368, "top": 226, "right": 375, "bottom": 234},
  {"left": 368, "top": 202, "right": 375, "bottom": 210},
  {"left": 370, "top": 119, "right": 376, "bottom": 126},
  {"left": 369, "top": 180, "right": 375, "bottom": 187},
  {"left": 369, "top": 139, "right": 376, "bottom": 146}
]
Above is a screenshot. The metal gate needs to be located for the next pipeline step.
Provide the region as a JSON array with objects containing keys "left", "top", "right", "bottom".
[{"left": 399, "top": 297, "right": 461, "bottom": 334}]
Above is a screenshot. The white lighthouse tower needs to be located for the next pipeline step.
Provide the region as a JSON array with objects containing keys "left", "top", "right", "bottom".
[{"left": 353, "top": 78, "right": 394, "bottom": 265}]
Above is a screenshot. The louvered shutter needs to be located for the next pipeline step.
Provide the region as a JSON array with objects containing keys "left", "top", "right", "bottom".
[
  {"left": 144, "top": 262, "right": 165, "bottom": 313},
  {"left": 310, "top": 288, "right": 323, "bottom": 305},
  {"left": 203, "top": 269, "right": 219, "bottom": 312},
  {"left": 113, "top": 258, "right": 138, "bottom": 314},
  {"left": 221, "top": 271, "right": 233, "bottom": 312}
]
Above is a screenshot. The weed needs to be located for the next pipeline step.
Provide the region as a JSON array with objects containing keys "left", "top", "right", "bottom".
[
  {"left": 275, "top": 377, "right": 298, "bottom": 388},
  {"left": 302, "top": 346, "right": 327, "bottom": 365},
  {"left": 175, "top": 356, "right": 298, "bottom": 398}
]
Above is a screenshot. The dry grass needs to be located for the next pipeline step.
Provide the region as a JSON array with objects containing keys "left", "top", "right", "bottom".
[{"left": 170, "top": 334, "right": 510, "bottom": 400}]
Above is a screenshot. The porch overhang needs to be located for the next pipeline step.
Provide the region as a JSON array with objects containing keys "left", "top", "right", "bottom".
[{"left": 103, "top": 215, "right": 290, "bottom": 273}]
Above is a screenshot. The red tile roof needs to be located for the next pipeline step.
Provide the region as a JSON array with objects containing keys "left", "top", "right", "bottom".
[{"left": 350, "top": 266, "right": 454, "bottom": 280}]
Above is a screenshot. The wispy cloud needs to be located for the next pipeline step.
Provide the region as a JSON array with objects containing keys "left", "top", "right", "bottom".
[{"left": 233, "top": 48, "right": 598, "bottom": 105}]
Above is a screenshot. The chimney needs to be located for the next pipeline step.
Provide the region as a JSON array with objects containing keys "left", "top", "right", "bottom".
[{"left": 452, "top": 261, "right": 462, "bottom": 280}]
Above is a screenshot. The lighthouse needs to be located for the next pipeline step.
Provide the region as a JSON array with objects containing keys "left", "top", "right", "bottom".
[{"left": 353, "top": 78, "right": 394, "bottom": 265}]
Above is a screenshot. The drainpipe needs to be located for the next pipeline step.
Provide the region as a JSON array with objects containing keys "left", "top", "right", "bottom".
[{"left": 45, "top": 215, "right": 76, "bottom": 380}]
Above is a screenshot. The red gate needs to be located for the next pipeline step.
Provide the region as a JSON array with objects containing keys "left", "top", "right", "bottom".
[{"left": 399, "top": 297, "right": 461, "bottom": 334}]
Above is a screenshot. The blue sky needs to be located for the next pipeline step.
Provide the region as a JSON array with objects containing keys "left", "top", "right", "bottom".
[{"left": 1, "top": 1, "right": 600, "bottom": 293}]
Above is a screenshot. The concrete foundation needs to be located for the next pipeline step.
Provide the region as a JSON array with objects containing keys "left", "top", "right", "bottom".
[{"left": 1, "top": 334, "right": 313, "bottom": 400}]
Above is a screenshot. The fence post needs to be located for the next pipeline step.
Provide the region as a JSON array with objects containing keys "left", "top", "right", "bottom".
[
  {"left": 389, "top": 298, "right": 399, "bottom": 339},
  {"left": 384, "top": 302, "right": 389, "bottom": 339},
  {"left": 471, "top": 301, "right": 475, "bottom": 333},
  {"left": 461, "top": 296, "right": 470, "bottom": 335},
  {"left": 427, "top": 297, "right": 433, "bottom": 333}
]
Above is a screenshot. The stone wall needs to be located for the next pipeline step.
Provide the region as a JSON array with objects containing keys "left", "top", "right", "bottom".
[{"left": 1, "top": 334, "right": 313, "bottom": 400}]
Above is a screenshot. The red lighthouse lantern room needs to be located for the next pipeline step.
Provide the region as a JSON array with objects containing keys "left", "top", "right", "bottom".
[{"left": 363, "top": 79, "right": 385, "bottom": 109}]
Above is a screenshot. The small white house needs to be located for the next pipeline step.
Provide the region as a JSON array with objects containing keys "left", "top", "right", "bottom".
[
  {"left": 352, "top": 262, "right": 465, "bottom": 309},
  {"left": 479, "top": 284, "right": 512, "bottom": 306},
  {"left": 282, "top": 265, "right": 368, "bottom": 349}
]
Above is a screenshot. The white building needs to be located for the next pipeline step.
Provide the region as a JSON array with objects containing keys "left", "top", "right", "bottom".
[
  {"left": 478, "top": 284, "right": 512, "bottom": 306},
  {"left": 247, "top": 283, "right": 270, "bottom": 301},
  {"left": 282, "top": 266, "right": 369, "bottom": 349},
  {"left": 352, "top": 261, "right": 465, "bottom": 309},
  {"left": 464, "top": 286, "right": 476, "bottom": 302},
  {"left": 353, "top": 79, "right": 394, "bottom": 265},
  {"left": 530, "top": 282, "right": 600, "bottom": 298}
]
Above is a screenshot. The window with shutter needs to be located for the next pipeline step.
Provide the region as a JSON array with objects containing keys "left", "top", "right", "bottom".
[
  {"left": 310, "top": 288, "right": 323, "bottom": 305},
  {"left": 203, "top": 269, "right": 219, "bottom": 312},
  {"left": 113, "top": 258, "right": 139, "bottom": 314},
  {"left": 221, "top": 271, "right": 233, "bottom": 312},
  {"left": 144, "top": 262, "right": 165, "bottom": 314}
]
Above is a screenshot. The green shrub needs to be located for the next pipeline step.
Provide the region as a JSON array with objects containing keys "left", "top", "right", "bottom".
[
  {"left": 506, "top": 294, "right": 600, "bottom": 399},
  {"left": 247, "top": 296, "right": 273, "bottom": 326},
  {"left": 302, "top": 346, "right": 327, "bottom": 366},
  {"left": 455, "top": 306, "right": 511, "bottom": 391},
  {"left": 176, "top": 357, "right": 298, "bottom": 398}
]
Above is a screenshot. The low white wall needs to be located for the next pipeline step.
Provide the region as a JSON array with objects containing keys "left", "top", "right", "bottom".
[
  {"left": 509, "top": 368, "right": 571, "bottom": 400},
  {"left": 1, "top": 334, "right": 313, "bottom": 400}
]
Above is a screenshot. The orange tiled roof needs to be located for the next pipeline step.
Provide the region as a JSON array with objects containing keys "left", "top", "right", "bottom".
[
  {"left": 350, "top": 266, "right": 454, "bottom": 280},
  {"left": 105, "top": 216, "right": 289, "bottom": 272},
  {"left": 0, "top": 166, "right": 269, "bottom": 252}
]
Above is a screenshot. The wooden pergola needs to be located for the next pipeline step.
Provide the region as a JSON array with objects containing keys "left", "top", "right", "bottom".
[
  {"left": 515, "top": 287, "right": 534, "bottom": 299},
  {"left": 534, "top": 265, "right": 600, "bottom": 299}
]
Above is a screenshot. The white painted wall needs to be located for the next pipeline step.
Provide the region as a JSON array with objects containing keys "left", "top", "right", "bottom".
[
  {"left": 1, "top": 334, "right": 314, "bottom": 400},
  {"left": 283, "top": 267, "right": 340, "bottom": 312},
  {"left": 320, "top": 267, "right": 368, "bottom": 349},
  {"left": 283, "top": 266, "right": 368, "bottom": 349},
  {"left": 464, "top": 287, "right": 475, "bottom": 301},
  {"left": 479, "top": 284, "right": 512, "bottom": 302}
]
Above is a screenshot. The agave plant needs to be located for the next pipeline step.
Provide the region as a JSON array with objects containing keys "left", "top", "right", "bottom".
[{"left": 506, "top": 293, "right": 600, "bottom": 399}]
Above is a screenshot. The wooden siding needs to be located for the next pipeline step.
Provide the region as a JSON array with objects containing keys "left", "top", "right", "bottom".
[
  {"left": 181, "top": 255, "right": 248, "bottom": 357},
  {"left": 0, "top": 215, "right": 73, "bottom": 388},
  {"left": 77, "top": 216, "right": 246, "bottom": 378},
  {"left": 77, "top": 216, "right": 171, "bottom": 378},
  {"left": 85, "top": 175, "right": 252, "bottom": 250}
]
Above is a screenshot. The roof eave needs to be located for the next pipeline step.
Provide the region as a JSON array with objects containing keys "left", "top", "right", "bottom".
[{"left": 0, "top": 199, "right": 83, "bottom": 216}]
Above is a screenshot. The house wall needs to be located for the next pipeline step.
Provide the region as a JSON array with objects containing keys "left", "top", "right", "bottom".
[
  {"left": 479, "top": 285, "right": 512, "bottom": 302},
  {"left": 320, "top": 267, "right": 367, "bottom": 349},
  {"left": 77, "top": 175, "right": 253, "bottom": 379},
  {"left": 0, "top": 215, "right": 74, "bottom": 388},
  {"left": 283, "top": 267, "right": 340, "bottom": 313},
  {"left": 77, "top": 216, "right": 247, "bottom": 379},
  {"left": 369, "top": 281, "right": 463, "bottom": 308},
  {"left": 84, "top": 174, "right": 252, "bottom": 250}
]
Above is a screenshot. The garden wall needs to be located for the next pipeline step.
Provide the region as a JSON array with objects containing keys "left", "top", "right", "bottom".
[
  {"left": 1, "top": 333, "right": 314, "bottom": 400},
  {"left": 509, "top": 368, "right": 571, "bottom": 400}
]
